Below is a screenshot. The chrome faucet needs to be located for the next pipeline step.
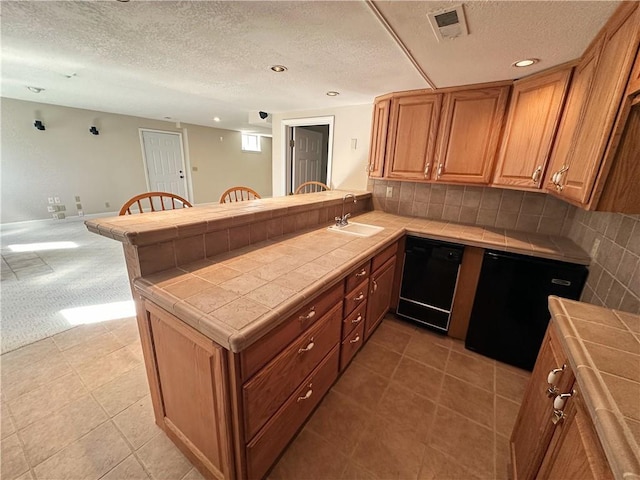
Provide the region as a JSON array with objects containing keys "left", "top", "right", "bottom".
[{"left": 335, "top": 193, "right": 357, "bottom": 227}]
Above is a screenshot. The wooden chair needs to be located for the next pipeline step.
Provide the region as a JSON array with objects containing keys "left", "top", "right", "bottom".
[
  {"left": 294, "top": 181, "right": 330, "bottom": 194},
  {"left": 119, "top": 191, "right": 192, "bottom": 215},
  {"left": 219, "top": 186, "right": 261, "bottom": 203}
]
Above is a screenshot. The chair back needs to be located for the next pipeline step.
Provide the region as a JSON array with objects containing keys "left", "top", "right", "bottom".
[
  {"left": 219, "top": 186, "right": 261, "bottom": 203},
  {"left": 294, "top": 181, "right": 330, "bottom": 194},
  {"left": 119, "top": 192, "right": 192, "bottom": 215}
]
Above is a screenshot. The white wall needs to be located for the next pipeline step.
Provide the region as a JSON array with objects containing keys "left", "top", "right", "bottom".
[
  {"left": 271, "top": 104, "right": 372, "bottom": 197},
  {"left": 1, "top": 98, "right": 272, "bottom": 223}
]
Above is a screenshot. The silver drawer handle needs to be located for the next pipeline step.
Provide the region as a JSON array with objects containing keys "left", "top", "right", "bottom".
[
  {"left": 297, "top": 384, "right": 313, "bottom": 402},
  {"left": 372, "top": 279, "right": 378, "bottom": 293},
  {"left": 352, "top": 314, "right": 363, "bottom": 324},
  {"left": 437, "top": 163, "right": 443, "bottom": 179},
  {"left": 424, "top": 162, "right": 431, "bottom": 178},
  {"left": 355, "top": 269, "right": 367, "bottom": 277},
  {"left": 349, "top": 335, "right": 361, "bottom": 344},
  {"left": 354, "top": 293, "right": 364, "bottom": 302},
  {"left": 298, "top": 338, "right": 315, "bottom": 354},
  {"left": 531, "top": 165, "right": 542, "bottom": 184},
  {"left": 299, "top": 307, "right": 316, "bottom": 321}
]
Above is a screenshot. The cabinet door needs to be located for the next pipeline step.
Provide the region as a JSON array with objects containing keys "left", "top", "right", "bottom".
[
  {"left": 368, "top": 99, "right": 390, "bottom": 177},
  {"left": 384, "top": 94, "right": 442, "bottom": 180},
  {"left": 544, "top": 40, "right": 603, "bottom": 194},
  {"left": 493, "top": 68, "right": 572, "bottom": 189},
  {"left": 364, "top": 256, "right": 396, "bottom": 340},
  {"left": 627, "top": 47, "right": 640, "bottom": 96},
  {"left": 558, "top": 4, "right": 638, "bottom": 204},
  {"left": 536, "top": 391, "right": 613, "bottom": 480},
  {"left": 434, "top": 86, "right": 509, "bottom": 184},
  {"left": 510, "top": 326, "right": 574, "bottom": 480}
]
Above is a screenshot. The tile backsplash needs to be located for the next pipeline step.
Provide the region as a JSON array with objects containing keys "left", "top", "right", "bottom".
[
  {"left": 367, "top": 179, "right": 572, "bottom": 235},
  {"left": 565, "top": 210, "right": 640, "bottom": 314}
]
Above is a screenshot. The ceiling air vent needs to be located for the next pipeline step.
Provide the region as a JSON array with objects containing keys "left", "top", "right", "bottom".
[{"left": 427, "top": 4, "right": 468, "bottom": 42}]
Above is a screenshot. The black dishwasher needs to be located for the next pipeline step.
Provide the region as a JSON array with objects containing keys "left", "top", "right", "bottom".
[
  {"left": 397, "top": 237, "right": 464, "bottom": 333},
  {"left": 465, "top": 250, "right": 588, "bottom": 371}
]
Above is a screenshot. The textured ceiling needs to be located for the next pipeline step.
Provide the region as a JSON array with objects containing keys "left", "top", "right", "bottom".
[{"left": 1, "top": 1, "right": 620, "bottom": 134}]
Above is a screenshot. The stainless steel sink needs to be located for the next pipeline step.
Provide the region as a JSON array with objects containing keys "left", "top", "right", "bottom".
[{"left": 327, "top": 222, "right": 384, "bottom": 237}]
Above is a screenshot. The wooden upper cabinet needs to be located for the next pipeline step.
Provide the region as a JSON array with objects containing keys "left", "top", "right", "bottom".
[
  {"left": 367, "top": 98, "right": 390, "bottom": 178},
  {"left": 434, "top": 86, "right": 510, "bottom": 184},
  {"left": 384, "top": 93, "right": 442, "bottom": 180},
  {"left": 492, "top": 67, "right": 572, "bottom": 190}
]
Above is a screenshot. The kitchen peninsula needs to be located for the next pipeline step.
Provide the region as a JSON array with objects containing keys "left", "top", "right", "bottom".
[{"left": 87, "top": 191, "right": 596, "bottom": 479}]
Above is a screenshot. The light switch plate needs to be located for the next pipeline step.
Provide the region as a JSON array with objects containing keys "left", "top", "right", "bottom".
[{"left": 386, "top": 186, "right": 393, "bottom": 198}]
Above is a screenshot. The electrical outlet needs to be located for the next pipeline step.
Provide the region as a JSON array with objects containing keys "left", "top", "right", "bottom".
[
  {"left": 54, "top": 197, "right": 61, "bottom": 204},
  {"left": 59, "top": 205, "right": 66, "bottom": 211},
  {"left": 192, "top": 166, "right": 198, "bottom": 172},
  {"left": 590, "top": 238, "right": 601, "bottom": 258},
  {"left": 77, "top": 210, "right": 84, "bottom": 217},
  {"left": 75, "top": 195, "right": 81, "bottom": 202},
  {"left": 48, "top": 197, "right": 54, "bottom": 204},
  {"left": 386, "top": 186, "right": 393, "bottom": 198},
  {"left": 47, "top": 206, "right": 55, "bottom": 212}
]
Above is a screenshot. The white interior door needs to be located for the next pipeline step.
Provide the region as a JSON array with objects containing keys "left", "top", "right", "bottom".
[
  {"left": 292, "top": 127, "right": 323, "bottom": 192},
  {"left": 140, "top": 130, "right": 188, "bottom": 198}
]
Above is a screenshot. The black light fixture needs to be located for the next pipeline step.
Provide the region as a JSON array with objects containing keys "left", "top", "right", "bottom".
[
  {"left": 89, "top": 126, "right": 99, "bottom": 135},
  {"left": 34, "top": 120, "right": 45, "bottom": 131}
]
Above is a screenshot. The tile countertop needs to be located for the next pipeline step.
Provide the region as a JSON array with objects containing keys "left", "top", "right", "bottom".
[
  {"left": 132, "top": 210, "right": 590, "bottom": 353},
  {"left": 548, "top": 296, "right": 640, "bottom": 479}
]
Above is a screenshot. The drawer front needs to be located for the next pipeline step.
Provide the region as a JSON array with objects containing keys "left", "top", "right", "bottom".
[
  {"left": 242, "top": 303, "right": 342, "bottom": 441},
  {"left": 240, "top": 282, "right": 343, "bottom": 381},
  {"left": 342, "top": 301, "right": 366, "bottom": 340},
  {"left": 371, "top": 242, "right": 398, "bottom": 272},
  {"left": 246, "top": 347, "right": 339, "bottom": 480},
  {"left": 343, "top": 278, "right": 369, "bottom": 318},
  {"left": 345, "top": 261, "right": 370, "bottom": 293},
  {"left": 340, "top": 322, "right": 365, "bottom": 371}
]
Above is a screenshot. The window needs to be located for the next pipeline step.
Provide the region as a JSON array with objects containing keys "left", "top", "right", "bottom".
[{"left": 241, "top": 134, "right": 261, "bottom": 152}]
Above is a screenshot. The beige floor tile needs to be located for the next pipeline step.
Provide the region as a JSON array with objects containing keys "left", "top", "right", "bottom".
[
  {"left": 339, "top": 463, "right": 379, "bottom": 480},
  {"left": 269, "top": 428, "right": 348, "bottom": 480},
  {"left": 439, "top": 375, "right": 495, "bottom": 429},
  {"left": 75, "top": 347, "right": 141, "bottom": 390},
  {"left": 1, "top": 338, "right": 59, "bottom": 374},
  {"left": 1, "top": 353, "right": 72, "bottom": 401},
  {"left": 495, "top": 396, "right": 521, "bottom": 438},
  {"left": 61, "top": 331, "right": 125, "bottom": 367},
  {"left": 418, "top": 446, "right": 481, "bottom": 480},
  {"left": 392, "top": 357, "right": 444, "bottom": 402},
  {"left": 496, "top": 434, "right": 511, "bottom": 480},
  {"left": 1, "top": 401, "right": 16, "bottom": 439},
  {"left": 20, "top": 395, "right": 107, "bottom": 466},
  {"left": 376, "top": 381, "right": 436, "bottom": 442},
  {"left": 446, "top": 350, "right": 495, "bottom": 392},
  {"left": 51, "top": 323, "right": 110, "bottom": 351},
  {"left": 111, "top": 321, "right": 141, "bottom": 346},
  {"left": 404, "top": 335, "right": 450, "bottom": 371},
  {"left": 181, "top": 467, "right": 206, "bottom": 480},
  {"left": 332, "top": 362, "right": 389, "bottom": 412},
  {"left": 350, "top": 416, "right": 426, "bottom": 480},
  {"left": 368, "top": 322, "right": 412, "bottom": 354},
  {"left": 305, "top": 390, "right": 368, "bottom": 456},
  {"left": 127, "top": 341, "right": 146, "bottom": 363},
  {"left": 381, "top": 315, "right": 417, "bottom": 336},
  {"left": 113, "top": 396, "right": 159, "bottom": 449},
  {"left": 14, "top": 470, "right": 34, "bottom": 480},
  {"left": 496, "top": 365, "right": 530, "bottom": 402},
  {"left": 33, "top": 422, "right": 130, "bottom": 480},
  {"left": 102, "top": 454, "right": 151, "bottom": 480},
  {"left": 352, "top": 340, "right": 402, "bottom": 379},
  {"left": 412, "top": 325, "right": 453, "bottom": 349},
  {"left": 1, "top": 434, "right": 29, "bottom": 480},
  {"left": 93, "top": 364, "right": 150, "bottom": 417},
  {"left": 8, "top": 372, "right": 88, "bottom": 429},
  {"left": 428, "top": 406, "right": 495, "bottom": 479},
  {"left": 136, "top": 433, "right": 192, "bottom": 480},
  {"left": 103, "top": 316, "right": 138, "bottom": 332}
]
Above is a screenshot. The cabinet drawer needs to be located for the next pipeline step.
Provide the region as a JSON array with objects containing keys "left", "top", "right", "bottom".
[
  {"left": 342, "top": 301, "right": 366, "bottom": 340},
  {"left": 371, "top": 242, "right": 398, "bottom": 272},
  {"left": 345, "top": 261, "right": 370, "bottom": 293},
  {"left": 343, "top": 279, "right": 369, "bottom": 317},
  {"left": 246, "top": 347, "right": 339, "bottom": 480},
  {"left": 242, "top": 303, "right": 342, "bottom": 441},
  {"left": 240, "top": 282, "right": 343, "bottom": 381},
  {"left": 340, "top": 322, "right": 364, "bottom": 371}
]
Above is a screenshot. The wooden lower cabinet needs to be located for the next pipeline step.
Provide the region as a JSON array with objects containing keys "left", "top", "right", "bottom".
[
  {"left": 138, "top": 241, "right": 401, "bottom": 480},
  {"left": 510, "top": 325, "right": 612, "bottom": 479}
]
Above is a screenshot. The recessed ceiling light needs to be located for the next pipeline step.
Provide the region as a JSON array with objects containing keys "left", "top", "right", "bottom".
[
  {"left": 27, "top": 86, "right": 44, "bottom": 93},
  {"left": 513, "top": 58, "right": 539, "bottom": 67},
  {"left": 326, "top": 91, "right": 340, "bottom": 96},
  {"left": 213, "top": 117, "right": 220, "bottom": 122},
  {"left": 270, "top": 65, "right": 287, "bottom": 73}
]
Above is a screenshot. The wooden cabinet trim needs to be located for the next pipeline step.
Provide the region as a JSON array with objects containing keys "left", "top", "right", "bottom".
[
  {"left": 448, "top": 246, "right": 483, "bottom": 340},
  {"left": 343, "top": 278, "right": 370, "bottom": 318}
]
